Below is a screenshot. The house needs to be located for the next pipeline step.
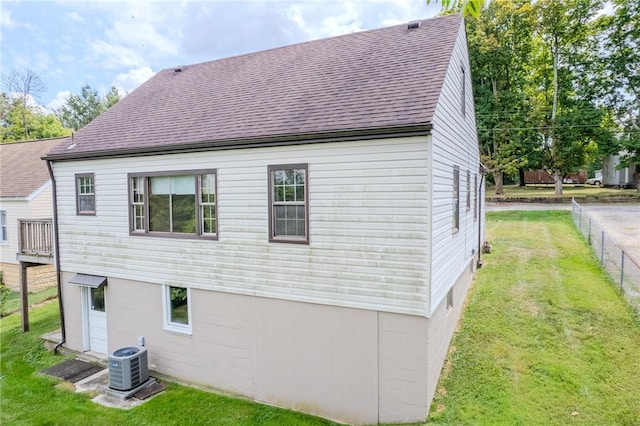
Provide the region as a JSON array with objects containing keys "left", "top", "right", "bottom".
[
  {"left": 602, "top": 153, "right": 638, "bottom": 188},
  {"left": 44, "top": 14, "right": 484, "bottom": 424},
  {"left": 0, "top": 138, "right": 63, "bottom": 293}
]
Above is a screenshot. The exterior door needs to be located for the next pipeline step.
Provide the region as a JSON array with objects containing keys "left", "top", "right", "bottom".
[{"left": 83, "top": 286, "right": 108, "bottom": 354}]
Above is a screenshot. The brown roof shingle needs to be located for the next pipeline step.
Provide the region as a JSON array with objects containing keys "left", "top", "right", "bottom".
[
  {"left": 47, "top": 14, "right": 462, "bottom": 159},
  {"left": 1, "top": 137, "right": 68, "bottom": 197}
]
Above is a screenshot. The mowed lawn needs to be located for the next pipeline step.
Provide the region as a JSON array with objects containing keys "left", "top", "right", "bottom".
[
  {"left": 0, "top": 302, "right": 336, "bottom": 425},
  {"left": 428, "top": 211, "right": 640, "bottom": 425}
]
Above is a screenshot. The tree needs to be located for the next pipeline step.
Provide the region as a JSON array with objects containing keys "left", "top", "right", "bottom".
[
  {"left": 54, "top": 84, "right": 122, "bottom": 131},
  {"left": 596, "top": 0, "right": 640, "bottom": 191},
  {"left": 531, "top": 0, "right": 606, "bottom": 195},
  {"left": 1, "top": 68, "right": 47, "bottom": 140},
  {"left": 467, "top": 0, "right": 538, "bottom": 195},
  {"left": 426, "top": 0, "right": 485, "bottom": 17},
  {"left": 0, "top": 94, "right": 70, "bottom": 142}
]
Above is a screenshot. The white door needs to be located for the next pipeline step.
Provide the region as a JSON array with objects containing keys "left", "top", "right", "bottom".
[{"left": 83, "top": 286, "right": 108, "bottom": 354}]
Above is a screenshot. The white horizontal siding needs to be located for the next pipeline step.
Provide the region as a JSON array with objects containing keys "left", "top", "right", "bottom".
[
  {"left": 53, "top": 136, "right": 431, "bottom": 316},
  {"left": 429, "top": 22, "right": 482, "bottom": 314}
]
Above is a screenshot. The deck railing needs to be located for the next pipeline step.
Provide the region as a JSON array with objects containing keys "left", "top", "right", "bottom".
[{"left": 18, "top": 219, "right": 53, "bottom": 257}]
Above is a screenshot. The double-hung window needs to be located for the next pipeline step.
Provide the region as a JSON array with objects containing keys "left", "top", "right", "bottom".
[
  {"left": 128, "top": 170, "right": 217, "bottom": 239},
  {"left": 268, "top": 164, "right": 308, "bottom": 244},
  {"left": 0, "top": 210, "right": 6, "bottom": 242},
  {"left": 453, "top": 166, "right": 460, "bottom": 233},
  {"left": 76, "top": 173, "right": 95, "bottom": 215}
]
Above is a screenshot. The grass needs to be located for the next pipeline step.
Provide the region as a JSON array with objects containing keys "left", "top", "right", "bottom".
[
  {"left": 487, "top": 184, "right": 639, "bottom": 199},
  {"left": 1, "top": 286, "right": 59, "bottom": 317},
  {"left": 428, "top": 211, "right": 640, "bottom": 425},
  {"left": 0, "top": 302, "right": 336, "bottom": 425}
]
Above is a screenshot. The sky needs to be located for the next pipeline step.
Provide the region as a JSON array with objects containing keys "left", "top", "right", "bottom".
[{"left": 0, "top": 0, "right": 441, "bottom": 112}]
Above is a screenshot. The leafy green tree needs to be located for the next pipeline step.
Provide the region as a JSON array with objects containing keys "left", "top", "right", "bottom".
[
  {"left": 426, "top": 0, "right": 485, "bottom": 17},
  {"left": 596, "top": 0, "right": 640, "bottom": 190},
  {"left": 531, "top": 0, "right": 606, "bottom": 195},
  {"left": 54, "top": 84, "right": 122, "bottom": 131},
  {"left": 467, "top": 0, "right": 538, "bottom": 195},
  {"left": 0, "top": 93, "right": 70, "bottom": 142}
]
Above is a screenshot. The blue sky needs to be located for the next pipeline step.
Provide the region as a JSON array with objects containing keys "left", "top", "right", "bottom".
[{"left": 0, "top": 0, "right": 440, "bottom": 112}]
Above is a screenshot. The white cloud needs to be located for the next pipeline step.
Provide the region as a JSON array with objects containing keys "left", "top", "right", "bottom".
[
  {"left": 46, "top": 90, "right": 73, "bottom": 112},
  {"left": 67, "top": 11, "right": 84, "bottom": 22},
  {"left": 111, "top": 66, "right": 155, "bottom": 95},
  {"left": 88, "top": 40, "right": 146, "bottom": 69}
]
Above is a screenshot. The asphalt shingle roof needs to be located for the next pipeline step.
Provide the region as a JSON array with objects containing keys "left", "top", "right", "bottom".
[
  {"left": 47, "top": 14, "right": 462, "bottom": 159},
  {"left": 0, "top": 137, "right": 68, "bottom": 197}
]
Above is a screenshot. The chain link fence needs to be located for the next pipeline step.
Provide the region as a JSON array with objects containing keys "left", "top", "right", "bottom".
[{"left": 572, "top": 200, "right": 640, "bottom": 317}]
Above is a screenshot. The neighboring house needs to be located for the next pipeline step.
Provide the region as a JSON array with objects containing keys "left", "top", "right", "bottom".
[
  {"left": 44, "top": 15, "right": 484, "bottom": 424},
  {"left": 0, "top": 138, "right": 63, "bottom": 291},
  {"left": 602, "top": 153, "right": 638, "bottom": 188}
]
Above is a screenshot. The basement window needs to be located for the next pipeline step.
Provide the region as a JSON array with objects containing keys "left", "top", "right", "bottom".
[{"left": 163, "top": 285, "right": 192, "bottom": 334}]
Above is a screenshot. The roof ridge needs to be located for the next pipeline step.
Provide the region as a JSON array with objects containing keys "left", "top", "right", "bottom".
[{"left": 160, "top": 14, "right": 462, "bottom": 73}]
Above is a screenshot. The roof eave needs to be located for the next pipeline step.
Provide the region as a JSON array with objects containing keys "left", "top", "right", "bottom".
[{"left": 44, "top": 124, "right": 432, "bottom": 162}]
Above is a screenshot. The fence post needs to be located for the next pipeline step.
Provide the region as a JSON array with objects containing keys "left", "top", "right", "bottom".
[
  {"left": 588, "top": 218, "right": 591, "bottom": 245},
  {"left": 620, "top": 251, "right": 625, "bottom": 290},
  {"left": 601, "top": 230, "right": 605, "bottom": 264}
]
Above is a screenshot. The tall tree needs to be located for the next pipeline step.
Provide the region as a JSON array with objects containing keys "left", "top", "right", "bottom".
[
  {"left": 597, "top": 0, "right": 640, "bottom": 190},
  {"left": 467, "top": 0, "right": 538, "bottom": 195},
  {"left": 532, "top": 0, "right": 606, "bottom": 195},
  {"left": 54, "top": 84, "right": 122, "bottom": 131},
  {"left": 1, "top": 68, "right": 47, "bottom": 140}
]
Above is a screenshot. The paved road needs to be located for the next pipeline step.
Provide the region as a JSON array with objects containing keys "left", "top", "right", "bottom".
[{"left": 486, "top": 201, "right": 640, "bottom": 264}]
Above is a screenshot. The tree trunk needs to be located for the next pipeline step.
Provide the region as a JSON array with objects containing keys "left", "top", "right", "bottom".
[
  {"left": 519, "top": 168, "right": 526, "bottom": 186},
  {"left": 493, "top": 171, "right": 504, "bottom": 195},
  {"left": 553, "top": 169, "right": 563, "bottom": 196}
]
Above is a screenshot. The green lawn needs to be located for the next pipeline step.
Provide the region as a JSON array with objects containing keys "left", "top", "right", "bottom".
[
  {"left": 487, "top": 184, "right": 639, "bottom": 199},
  {"left": 3, "top": 212, "right": 640, "bottom": 425},
  {"left": 1, "top": 286, "right": 58, "bottom": 317},
  {"left": 428, "top": 211, "right": 640, "bottom": 425},
  {"left": 0, "top": 302, "right": 336, "bottom": 425}
]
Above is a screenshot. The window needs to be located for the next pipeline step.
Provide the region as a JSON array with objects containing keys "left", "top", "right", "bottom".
[
  {"left": 446, "top": 288, "right": 453, "bottom": 310},
  {"left": 466, "top": 170, "right": 471, "bottom": 211},
  {"left": 128, "top": 170, "right": 217, "bottom": 239},
  {"left": 0, "top": 210, "right": 6, "bottom": 242},
  {"left": 76, "top": 173, "right": 95, "bottom": 215},
  {"left": 474, "top": 173, "right": 478, "bottom": 221},
  {"left": 90, "top": 286, "right": 105, "bottom": 312},
  {"left": 461, "top": 66, "right": 466, "bottom": 117},
  {"left": 453, "top": 166, "right": 460, "bottom": 233},
  {"left": 268, "top": 164, "right": 309, "bottom": 243},
  {"left": 163, "top": 285, "right": 191, "bottom": 334}
]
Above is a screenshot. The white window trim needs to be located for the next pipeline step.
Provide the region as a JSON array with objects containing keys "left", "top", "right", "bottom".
[{"left": 162, "top": 285, "right": 192, "bottom": 335}]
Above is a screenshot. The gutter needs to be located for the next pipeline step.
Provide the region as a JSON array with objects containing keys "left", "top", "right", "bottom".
[
  {"left": 46, "top": 160, "right": 66, "bottom": 354},
  {"left": 477, "top": 163, "right": 488, "bottom": 268},
  {"left": 42, "top": 124, "right": 432, "bottom": 162}
]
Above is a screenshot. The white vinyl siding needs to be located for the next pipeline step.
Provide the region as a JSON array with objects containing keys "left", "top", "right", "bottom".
[
  {"left": 429, "top": 23, "right": 482, "bottom": 314},
  {"left": 52, "top": 136, "right": 431, "bottom": 316}
]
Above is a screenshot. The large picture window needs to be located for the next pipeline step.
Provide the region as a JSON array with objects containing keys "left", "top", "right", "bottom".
[
  {"left": 453, "top": 166, "right": 460, "bottom": 233},
  {"left": 268, "top": 164, "right": 309, "bottom": 243},
  {"left": 128, "top": 170, "right": 217, "bottom": 238},
  {"left": 76, "top": 173, "right": 95, "bottom": 215}
]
